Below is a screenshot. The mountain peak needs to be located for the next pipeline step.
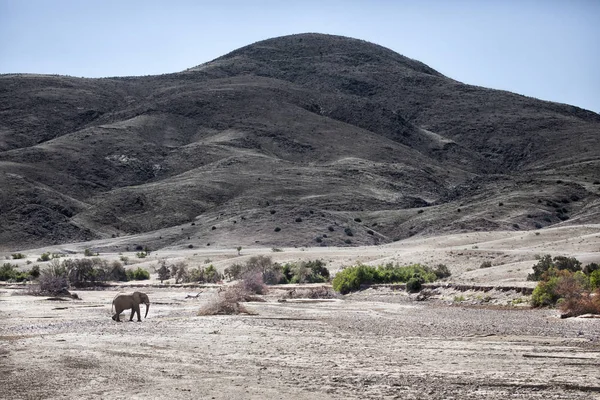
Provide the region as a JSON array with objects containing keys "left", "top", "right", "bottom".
[{"left": 192, "top": 33, "right": 443, "bottom": 77}]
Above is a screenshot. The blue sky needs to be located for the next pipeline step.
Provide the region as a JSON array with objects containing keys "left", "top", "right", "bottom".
[{"left": 1, "top": 0, "right": 599, "bottom": 112}]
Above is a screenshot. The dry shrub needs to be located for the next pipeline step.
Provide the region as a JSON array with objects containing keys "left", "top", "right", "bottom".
[
  {"left": 559, "top": 288, "right": 600, "bottom": 317},
  {"left": 241, "top": 271, "right": 267, "bottom": 295},
  {"left": 283, "top": 286, "right": 337, "bottom": 299},
  {"left": 197, "top": 284, "right": 260, "bottom": 316}
]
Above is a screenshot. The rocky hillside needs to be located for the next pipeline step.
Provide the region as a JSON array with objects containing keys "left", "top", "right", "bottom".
[{"left": 1, "top": 33, "right": 598, "bottom": 250}]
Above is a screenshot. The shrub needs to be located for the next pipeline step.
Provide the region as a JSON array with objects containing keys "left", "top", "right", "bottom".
[
  {"left": 11, "top": 253, "right": 26, "bottom": 259},
  {"left": 29, "top": 265, "right": 41, "bottom": 279},
  {"left": 406, "top": 276, "right": 424, "bottom": 293},
  {"left": 583, "top": 263, "right": 599, "bottom": 275},
  {"left": 531, "top": 266, "right": 600, "bottom": 316},
  {"left": 108, "top": 261, "right": 128, "bottom": 281},
  {"left": 136, "top": 251, "right": 147, "bottom": 258},
  {"left": 344, "top": 227, "right": 354, "bottom": 236},
  {"left": 38, "top": 264, "right": 69, "bottom": 295},
  {"left": 590, "top": 270, "right": 600, "bottom": 290},
  {"left": 198, "top": 285, "right": 255, "bottom": 316},
  {"left": 127, "top": 267, "right": 150, "bottom": 281},
  {"left": 480, "top": 261, "right": 493, "bottom": 269},
  {"left": 433, "top": 264, "right": 451, "bottom": 279},
  {"left": 84, "top": 249, "right": 95, "bottom": 257},
  {"left": 170, "top": 262, "right": 188, "bottom": 284},
  {"left": 241, "top": 272, "right": 267, "bottom": 294},
  {"left": 274, "top": 227, "right": 281, "bottom": 232},
  {"left": 37, "top": 253, "right": 51, "bottom": 262},
  {"left": 354, "top": 218, "right": 362, "bottom": 222},
  {"left": 0, "top": 263, "right": 30, "bottom": 282},
  {"left": 224, "top": 263, "right": 243, "bottom": 281}
]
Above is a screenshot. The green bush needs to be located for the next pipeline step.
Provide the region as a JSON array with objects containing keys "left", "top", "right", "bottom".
[
  {"left": 127, "top": 267, "right": 150, "bottom": 281},
  {"left": 0, "top": 263, "right": 30, "bottom": 282},
  {"left": 332, "top": 263, "right": 442, "bottom": 294},
  {"left": 406, "top": 276, "right": 424, "bottom": 293},
  {"left": 531, "top": 274, "right": 561, "bottom": 307},
  {"left": 590, "top": 269, "right": 600, "bottom": 290},
  {"left": 37, "top": 253, "right": 51, "bottom": 262},
  {"left": 29, "top": 265, "right": 41, "bottom": 279},
  {"left": 84, "top": 249, "right": 97, "bottom": 257},
  {"left": 11, "top": 253, "right": 26, "bottom": 259}
]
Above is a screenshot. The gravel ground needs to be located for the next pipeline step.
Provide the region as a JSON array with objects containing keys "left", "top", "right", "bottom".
[{"left": 1, "top": 286, "right": 600, "bottom": 400}]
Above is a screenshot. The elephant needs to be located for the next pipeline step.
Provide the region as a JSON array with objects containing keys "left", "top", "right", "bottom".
[{"left": 111, "top": 292, "right": 150, "bottom": 322}]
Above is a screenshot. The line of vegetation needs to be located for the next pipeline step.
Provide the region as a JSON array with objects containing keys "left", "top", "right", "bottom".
[
  {"left": 528, "top": 255, "right": 600, "bottom": 317},
  {"left": 332, "top": 263, "right": 451, "bottom": 294},
  {"left": 156, "top": 260, "right": 223, "bottom": 284},
  {"left": 224, "top": 256, "right": 330, "bottom": 285}
]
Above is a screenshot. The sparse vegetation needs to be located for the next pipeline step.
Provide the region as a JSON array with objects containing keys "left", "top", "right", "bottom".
[
  {"left": 11, "top": 253, "right": 26, "bottom": 259},
  {"left": 224, "top": 256, "right": 329, "bottom": 286},
  {"left": 480, "top": 261, "right": 493, "bottom": 269}
]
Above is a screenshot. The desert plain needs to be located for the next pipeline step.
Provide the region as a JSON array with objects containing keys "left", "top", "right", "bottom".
[{"left": 1, "top": 224, "right": 600, "bottom": 399}]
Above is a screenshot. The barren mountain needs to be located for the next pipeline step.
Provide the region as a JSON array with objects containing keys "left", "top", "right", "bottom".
[{"left": 1, "top": 33, "right": 599, "bottom": 251}]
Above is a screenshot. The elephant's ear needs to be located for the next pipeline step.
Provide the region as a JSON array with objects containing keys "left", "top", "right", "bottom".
[{"left": 132, "top": 292, "right": 140, "bottom": 303}]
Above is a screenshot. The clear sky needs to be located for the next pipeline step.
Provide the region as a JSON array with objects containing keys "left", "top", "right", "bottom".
[{"left": 1, "top": 0, "right": 599, "bottom": 112}]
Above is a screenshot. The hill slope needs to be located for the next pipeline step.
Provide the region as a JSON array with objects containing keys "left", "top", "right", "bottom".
[{"left": 1, "top": 33, "right": 599, "bottom": 251}]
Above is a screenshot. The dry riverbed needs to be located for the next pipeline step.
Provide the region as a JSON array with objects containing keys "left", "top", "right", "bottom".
[{"left": 2, "top": 286, "right": 600, "bottom": 400}]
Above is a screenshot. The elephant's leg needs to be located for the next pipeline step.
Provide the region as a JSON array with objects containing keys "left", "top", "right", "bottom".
[
  {"left": 129, "top": 307, "right": 135, "bottom": 321},
  {"left": 113, "top": 308, "right": 122, "bottom": 322},
  {"left": 135, "top": 305, "right": 142, "bottom": 322}
]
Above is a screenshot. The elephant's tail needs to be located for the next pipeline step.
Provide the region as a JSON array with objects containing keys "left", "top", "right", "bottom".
[{"left": 111, "top": 293, "right": 120, "bottom": 314}]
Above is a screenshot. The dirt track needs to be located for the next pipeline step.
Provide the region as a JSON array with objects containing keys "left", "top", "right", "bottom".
[{"left": 2, "top": 287, "right": 600, "bottom": 400}]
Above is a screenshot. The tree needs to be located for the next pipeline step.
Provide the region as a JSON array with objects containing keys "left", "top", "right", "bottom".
[{"left": 157, "top": 261, "right": 170, "bottom": 283}]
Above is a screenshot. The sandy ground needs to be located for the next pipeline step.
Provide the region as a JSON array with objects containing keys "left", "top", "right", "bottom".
[
  {"left": 2, "top": 225, "right": 600, "bottom": 399},
  {"left": 1, "top": 287, "right": 600, "bottom": 400}
]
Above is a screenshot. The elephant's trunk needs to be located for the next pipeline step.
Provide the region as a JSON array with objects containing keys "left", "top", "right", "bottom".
[{"left": 144, "top": 302, "right": 150, "bottom": 318}]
